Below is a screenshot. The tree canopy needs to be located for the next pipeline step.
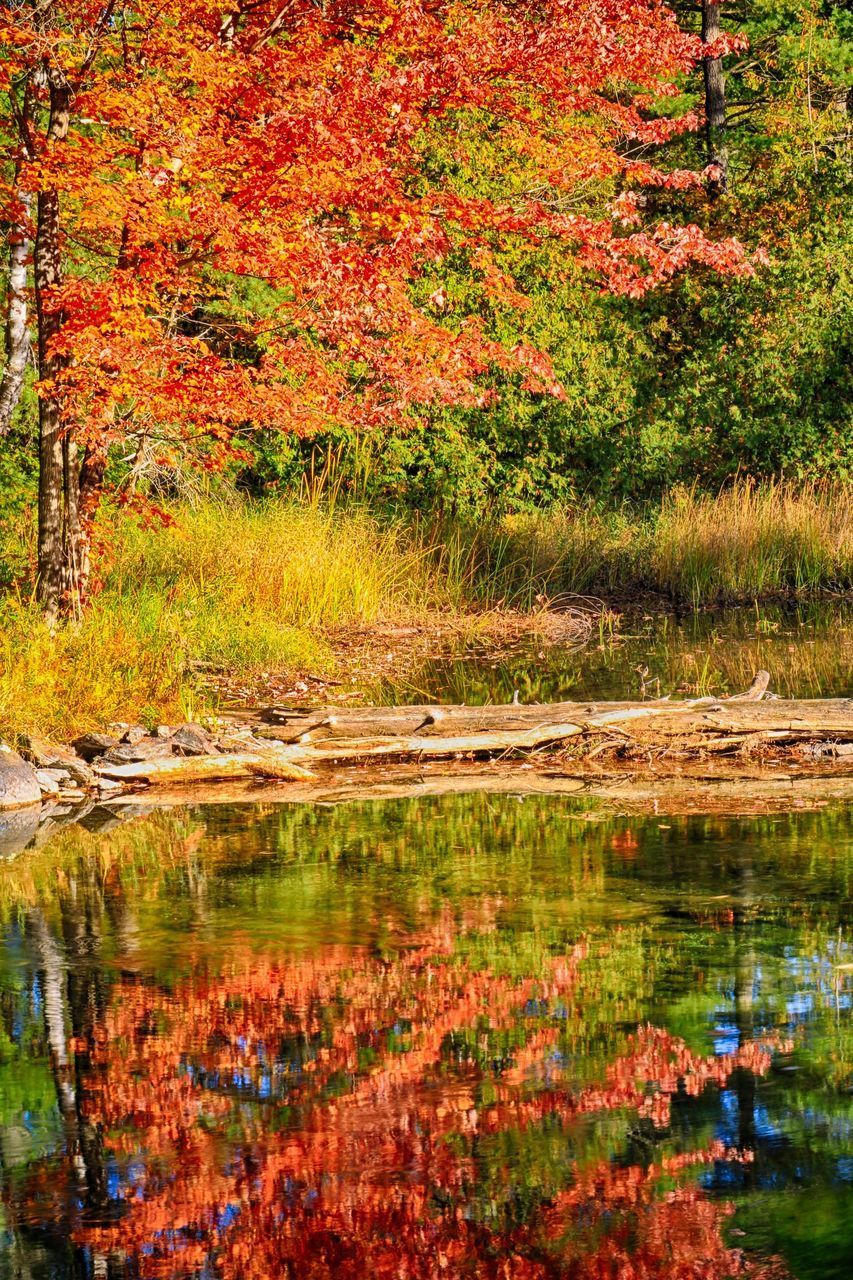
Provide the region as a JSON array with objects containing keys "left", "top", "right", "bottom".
[{"left": 1, "top": 0, "right": 761, "bottom": 613}]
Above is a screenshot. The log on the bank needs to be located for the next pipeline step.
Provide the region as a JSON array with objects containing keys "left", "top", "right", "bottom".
[
  {"left": 283, "top": 700, "right": 753, "bottom": 761},
  {"left": 95, "top": 753, "right": 316, "bottom": 784},
  {"left": 97, "top": 678, "right": 853, "bottom": 790},
  {"left": 258, "top": 697, "right": 719, "bottom": 742},
  {"left": 258, "top": 692, "right": 853, "bottom": 755}
]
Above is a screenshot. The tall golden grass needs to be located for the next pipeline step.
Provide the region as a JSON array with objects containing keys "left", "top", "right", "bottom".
[
  {"left": 496, "top": 482, "right": 853, "bottom": 605},
  {"left": 1, "top": 482, "right": 850, "bottom": 741},
  {"left": 0, "top": 502, "right": 449, "bottom": 740}
]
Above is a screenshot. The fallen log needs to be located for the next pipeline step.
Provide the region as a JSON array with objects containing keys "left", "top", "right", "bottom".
[
  {"left": 96, "top": 752, "right": 316, "bottom": 785},
  {"left": 257, "top": 697, "right": 716, "bottom": 742},
  {"left": 93, "top": 675, "right": 853, "bottom": 790}
]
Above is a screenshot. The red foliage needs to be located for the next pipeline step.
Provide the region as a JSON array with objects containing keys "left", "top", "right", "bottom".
[{"left": 1, "top": 1, "right": 754, "bottom": 472}]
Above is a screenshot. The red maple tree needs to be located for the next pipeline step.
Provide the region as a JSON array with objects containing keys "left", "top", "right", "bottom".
[{"left": 1, "top": 1, "right": 752, "bottom": 614}]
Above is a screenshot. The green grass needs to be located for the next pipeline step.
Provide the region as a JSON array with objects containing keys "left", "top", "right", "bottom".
[{"left": 1, "top": 482, "right": 851, "bottom": 742}]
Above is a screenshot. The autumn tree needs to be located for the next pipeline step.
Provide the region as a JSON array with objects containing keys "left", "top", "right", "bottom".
[{"left": 0, "top": 1, "right": 753, "bottom": 619}]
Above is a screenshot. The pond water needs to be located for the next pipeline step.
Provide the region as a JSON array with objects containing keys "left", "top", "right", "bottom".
[
  {"left": 1, "top": 795, "right": 852, "bottom": 1278},
  {"left": 372, "top": 603, "right": 853, "bottom": 705}
]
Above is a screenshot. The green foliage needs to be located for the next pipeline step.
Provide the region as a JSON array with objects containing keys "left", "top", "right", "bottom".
[{"left": 217, "top": 1, "right": 853, "bottom": 514}]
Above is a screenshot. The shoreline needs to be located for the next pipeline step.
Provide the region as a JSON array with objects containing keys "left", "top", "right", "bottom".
[
  {"left": 7, "top": 758, "right": 853, "bottom": 862},
  {"left": 7, "top": 683, "right": 853, "bottom": 854}
]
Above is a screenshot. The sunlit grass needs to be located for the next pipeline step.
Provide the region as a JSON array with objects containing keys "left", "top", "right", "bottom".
[
  {"left": 0, "top": 501, "right": 452, "bottom": 740},
  {"left": 495, "top": 481, "right": 853, "bottom": 605},
  {"left": 649, "top": 481, "right": 853, "bottom": 605},
  {"left": 1, "top": 483, "right": 850, "bottom": 741}
]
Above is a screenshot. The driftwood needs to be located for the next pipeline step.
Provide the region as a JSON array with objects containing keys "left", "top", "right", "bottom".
[
  {"left": 96, "top": 752, "right": 316, "bottom": 785},
  {"left": 92, "top": 672, "right": 853, "bottom": 790}
]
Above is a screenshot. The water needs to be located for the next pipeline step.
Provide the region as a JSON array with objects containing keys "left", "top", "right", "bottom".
[
  {"left": 372, "top": 603, "right": 853, "bottom": 705},
  {"left": 1, "top": 795, "right": 852, "bottom": 1278}
]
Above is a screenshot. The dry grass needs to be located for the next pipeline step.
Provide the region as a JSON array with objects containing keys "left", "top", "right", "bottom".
[
  {"left": 0, "top": 502, "right": 450, "bottom": 741},
  {"left": 1, "top": 483, "right": 850, "bottom": 742},
  {"left": 495, "top": 481, "right": 853, "bottom": 605}
]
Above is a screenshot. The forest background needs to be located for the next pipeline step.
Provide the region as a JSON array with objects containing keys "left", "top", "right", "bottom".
[{"left": 0, "top": 0, "right": 851, "bottom": 738}]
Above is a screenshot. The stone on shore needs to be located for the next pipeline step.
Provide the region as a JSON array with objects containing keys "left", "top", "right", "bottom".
[
  {"left": 72, "top": 732, "right": 120, "bottom": 762},
  {"left": 0, "top": 743, "right": 42, "bottom": 810},
  {"left": 122, "top": 725, "right": 149, "bottom": 745},
  {"left": 171, "top": 724, "right": 216, "bottom": 756},
  {"left": 35, "top": 769, "right": 62, "bottom": 796},
  {"left": 21, "top": 735, "right": 97, "bottom": 787},
  {"left": 101, "top": 740, "right": 174, "bottom": 765}
]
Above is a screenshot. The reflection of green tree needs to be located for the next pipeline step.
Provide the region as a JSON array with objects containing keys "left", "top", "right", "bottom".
[{"left": 0, "top": 942, "right": 58, "bottom": 1163}]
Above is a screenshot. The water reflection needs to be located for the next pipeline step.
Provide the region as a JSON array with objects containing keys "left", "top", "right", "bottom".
[
  {"left": 372, "top": 603, "right": 853, "bottom": 705},
  {"left": 0, "top": 798, "right": 852, "bottom": 1277}
]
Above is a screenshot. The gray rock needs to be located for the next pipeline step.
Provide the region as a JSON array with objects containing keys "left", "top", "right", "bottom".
[
  {"left": 122, "top": 726, "right": 148, "bottom": 745},
  {"left": 101, "top": 740, "right": 174, "bottom": 765},
  {"left": 171, "top": 724, "right": 215, "bottom": 756},
  {"left": 0, "top": 744, "right": 42, "bottom": 810},
  {"left": 72, "top": 732, "right": 120, "bottom": 762},
  {"left": 19, "top": 735, "right": 96, "bottom": 786},
  {"left": 35, "top": 769, "right": 63, "bottom": 795},
  {"left": 154, "top": 725, "right": 173, "bottom": 739},
  {"left": 57, "top": 788, "right": 87, "bottom": 803}
]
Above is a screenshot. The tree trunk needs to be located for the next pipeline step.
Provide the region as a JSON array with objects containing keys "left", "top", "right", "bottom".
[
  {"left": 34, "top": 64, "right": 78, "bottom": 621},
  {"left": 0, "top": 187, "right": 31, "bottom": 435},
  {"left": 702, "top": 2, "right": 728, "bottom": 196}
]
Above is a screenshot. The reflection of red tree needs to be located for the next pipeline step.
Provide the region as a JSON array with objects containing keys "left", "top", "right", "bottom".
[{"left": 58, "top": 930, "right": 788, "bottom": 1279}]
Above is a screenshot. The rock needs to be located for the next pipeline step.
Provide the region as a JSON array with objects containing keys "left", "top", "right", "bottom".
[
  {"left": 72, "top": 732, "right": 120, "bottom": 762},
  {"left": 100, "top": 740, "right": 174, "bottom": 765},
  {"left": 154, "top": 725, "right": 173, "bottom": 739},
  {"left": 97, "top": 777, "right": 124, "bottom": 794},
  {"left": 19, "top": 734, "right": 57, "bottom": 768},
  {"left": 19, "top": 735, "right": 97, "bottom": 786},
  {"left": 35, "top": 769, "right": 63, "bottom": 795},
  {"left": 122, "top": 726, "right": 148, "bottom": 745},
  {"left": 62, "top": 757, "right": 96, "bottom": 787},
  {"left": 34, "top": 767, "right": 87, "bottom": 804},
  {"left": 171, "top": 724, "right": 215, "bottom": 756},
  {"left": 0, "top": 743, "right": 42, "bottom": 810}
]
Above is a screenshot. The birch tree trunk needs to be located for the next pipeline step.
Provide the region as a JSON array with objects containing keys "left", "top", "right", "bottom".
[
  {"left": 702, "top": 1, "right": 729, "bottom": 195},
  {"left": 0, "top": 187, "right": 31, "bottom": 435}
]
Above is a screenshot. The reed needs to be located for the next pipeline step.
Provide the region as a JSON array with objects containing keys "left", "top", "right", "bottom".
[
  {"left": 648, "top": 481, "right": 853, "bottom": 603},
  {"left": 496, "top": 481, "right": 853, "bottom": 604},
  {"left": 1, "top": 483, "right": 850, "bottom": 742}
]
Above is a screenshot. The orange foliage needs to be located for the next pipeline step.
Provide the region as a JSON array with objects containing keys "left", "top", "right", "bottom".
[{"left": 1, "top": 1, "right": 754, "bottom": 482}]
